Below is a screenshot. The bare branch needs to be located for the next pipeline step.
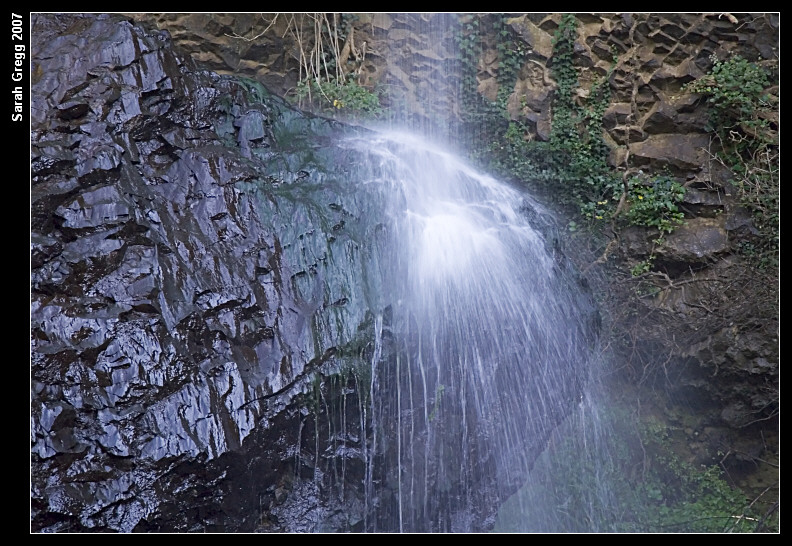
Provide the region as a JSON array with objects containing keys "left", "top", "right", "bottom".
[{"left": 225, "top": 13, "right": 279, "bottom": 42}]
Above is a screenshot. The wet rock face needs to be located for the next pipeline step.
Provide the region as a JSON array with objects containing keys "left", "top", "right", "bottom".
[
  {"left": 103, "top": 13, "right": 778, "bottom": 525},
  {"left": 30, "top": 13, "right": 375, "bottom": 532},
  {"left": 31, "top": 14, "right": 595, "bottom": 533}
]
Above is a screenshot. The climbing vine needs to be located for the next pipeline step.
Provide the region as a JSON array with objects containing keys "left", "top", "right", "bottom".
[
  {"left": 683, "top": 54, "right": 778, "bottom": 270},
  {"left": 455, "top": 14, "right": 509, "bottom": 161},
  {"left": 455, "top": 14, "right": 555, "bottom": 188},
  {"left": 455, "top": 14, "right": 482, "bottom": 114},
  {"left": 546, "top": 14, "right": 623, "bottom": 220},
  {"left": 624, "top": 174, "right": 686, "bottom": 234},
  {"left": 493, "top": 15, "right": 526, "bottom": 113}
]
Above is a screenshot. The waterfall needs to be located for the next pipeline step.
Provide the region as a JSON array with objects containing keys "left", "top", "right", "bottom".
[
  {"left": 335, "top": 129, "right": 599, "bottom": 532},
  {"left": 30, "top": 13, "right": 777, "bottom": 534}
]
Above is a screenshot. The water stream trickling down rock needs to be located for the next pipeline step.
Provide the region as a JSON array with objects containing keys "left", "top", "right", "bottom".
[{"left": 338, "top": 131, "right": 599, "bottom": 531}]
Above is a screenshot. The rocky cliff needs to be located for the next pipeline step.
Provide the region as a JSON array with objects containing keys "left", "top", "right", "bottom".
[
  {"left": 30, "top": 13, "right": 381, "bottom": 531},
  {"left": 116, "top": 11, "right": 779, "bottom": 526},
  {"left": 31, "top": 13, "right": 601, "bottom": 532}
]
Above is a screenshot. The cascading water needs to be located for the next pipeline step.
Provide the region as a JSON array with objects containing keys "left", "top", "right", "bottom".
[
  {"left": 332, "top": 130, "right": 599, "bottom": 532},
  {"left": 31, "top": 14, "right": 777, "bottom": 535}
]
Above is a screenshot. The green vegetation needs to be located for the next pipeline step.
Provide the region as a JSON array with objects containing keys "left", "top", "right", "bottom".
[
  {"left": 625, "top": 174, "right": 686, "bottom": 234},
  {"left": 456, "top": 15, "right": 554, "bottom": 189},
  {"left": 456, "top": 15, "right": 482, "bottom": 113},
  {"left": 546, "top": 14, "right": 620, "bottom": 217},
  {"left": 457, "top": 14, "right": 686, "bottom": 245},
  {"left": 493, "top": 15, "right": 527, "bottom": 113},
  {"left": 294, "top": 75, "right": 384, "bottom": 120},
  {"left": 280, "top": 13, "right": 384, "bottom": 121},
  {"left": 682, "top": 54, "right": 778, "bottom": 270},
  {"left": 496, "top": 399, "right": 776, "bottom": 533},
  {"left": 630, "top": 256, "right": 655, "bottom": 277}
]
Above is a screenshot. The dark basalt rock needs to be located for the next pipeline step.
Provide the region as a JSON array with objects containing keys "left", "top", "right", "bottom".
[{"left": 31, "top": 13, "right": 377, "bottom": 532}]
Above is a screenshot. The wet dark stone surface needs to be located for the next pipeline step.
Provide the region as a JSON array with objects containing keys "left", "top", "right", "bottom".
[{"left": 30, "top": 13, "right": 377, "bottom": 532}]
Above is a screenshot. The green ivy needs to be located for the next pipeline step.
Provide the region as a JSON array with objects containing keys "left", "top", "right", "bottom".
[
  {"left": 455, "top": 14, "right": 482, "bottom": 113},
  {"left": 683, "top": 54, "right": 778, "bottom": 269},
  {"left": 683, "top": 54, "right": 771, "bottom": 137},
  {"left": 630, "top": 255, "right": 655, "bottom": 277},
  {"left": 493, "top": 15, "right": 526, "bottom": 114},
  {"left": 455, "top": 14, "right": 522, "bottom": 157},
  {"left": 625, "top": 175, "right": 686, "bottom": 234},
  {"left": 546, "top": 14, "right": 622, "bottom": 219}
]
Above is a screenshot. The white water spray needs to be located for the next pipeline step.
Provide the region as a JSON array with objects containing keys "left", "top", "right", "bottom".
[{"left": 339, "top": 130, "right": 598, "bottom": 532}]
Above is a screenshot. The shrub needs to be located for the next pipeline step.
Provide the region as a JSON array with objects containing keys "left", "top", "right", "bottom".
[
  {"left": 625, "top": 175, "right": 686, "bottom": 234},
  {"left": 294, "top": 76, "right": 384, "bottom": 120},
  {"left": 683, "top": 54, "right": 778, "bottom": 269}
]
